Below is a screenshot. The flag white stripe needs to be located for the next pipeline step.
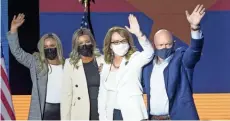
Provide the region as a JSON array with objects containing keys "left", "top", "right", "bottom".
[
  {"left": 1, "top": 78, "right": 14, "bottom": 109},
  {"left": 1, "top": 55, "right": 15, "bottom": 120},
  {"left": 0, "top": 100, "right": 11, "bottom": 120},
  {"left": 1, "top": 58, "right": 8, "bottom": 77}
]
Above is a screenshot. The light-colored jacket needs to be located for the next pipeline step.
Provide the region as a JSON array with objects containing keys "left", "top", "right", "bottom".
[
  {"left": 61, "top": 56, "right": 104, "bottom": 120},
  {"left": 98, "top": 38, "right": 154, "bottom": 120}
]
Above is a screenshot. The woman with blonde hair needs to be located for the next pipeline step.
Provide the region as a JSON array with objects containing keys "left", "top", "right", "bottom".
[
  {"left": 7, "top": 13, "right": 64, "bottom": 120},
  {"left": 61, "top": 28, "right": 104, "bottom": 120},
  {"left": 98, "top": 14, "right": 154, "bottom": 120}
]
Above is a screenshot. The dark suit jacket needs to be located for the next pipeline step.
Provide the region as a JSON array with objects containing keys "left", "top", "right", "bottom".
[{"left": 143, "top": 37, "right": 204, "bottom": 120}]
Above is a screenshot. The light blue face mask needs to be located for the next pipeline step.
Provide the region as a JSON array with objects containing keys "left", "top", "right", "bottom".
[{"left": 154, "top": 47, "right": 174, "bottom": 59}]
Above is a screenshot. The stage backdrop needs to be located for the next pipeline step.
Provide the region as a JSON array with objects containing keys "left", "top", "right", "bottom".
[
  {"left": 39, "top": 0, "right": 230, "bottom": 93},
  {"left": 12, "top": 0, "right": 230, "bottom": 120}
]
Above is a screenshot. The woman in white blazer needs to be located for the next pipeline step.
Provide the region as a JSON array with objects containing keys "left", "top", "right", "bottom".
[
  {"left": 98, "top": 14, "right": 154, "bottom": 120},
  {"left": 61, "top": 28, "right": 104, "bottom": 120}
]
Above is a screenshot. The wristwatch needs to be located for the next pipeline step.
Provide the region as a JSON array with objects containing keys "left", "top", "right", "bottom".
[{"left": 191, "top": 24, "right": 200, "bottom": 31}]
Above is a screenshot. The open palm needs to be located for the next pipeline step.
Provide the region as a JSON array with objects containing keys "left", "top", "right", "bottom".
[
  {"left": 125, "top": 14, "right": 141, "bottom": 35},
  {"left": 11, "top": 13, "right": 25, "bottom": 30},
  {"left": 186, "top": 4, "right": 205, "bottom": 27}
]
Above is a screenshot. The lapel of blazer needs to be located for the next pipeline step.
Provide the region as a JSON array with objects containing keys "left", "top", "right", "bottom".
[
  {"left": 116, "top": 57, "right": 130, "bottom": 89},
  {"left": 163, "top": 53, "right": 177, "bottom": 106},
  {"left": 76, "top": 59, "right": 87, "bottom": 83},
  {"left": 101, "top": 63, "right": 111, "bottom": 83},
  {"left": 116, "top": 52, "right": 140, "bottom": 88},
  {"left": 37, "top": 64, "right": 49, "bottom": 116},
  {"left": 101, "top": 57, "right": 128, "bottom": 84},
  {"left": 74, "top": 59, "right": 89, "bottom": 96}
]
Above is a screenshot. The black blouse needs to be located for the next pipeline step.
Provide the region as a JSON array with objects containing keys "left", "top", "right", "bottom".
[{"left": 83, "top": 59, "right": 100, "bottom": 120}]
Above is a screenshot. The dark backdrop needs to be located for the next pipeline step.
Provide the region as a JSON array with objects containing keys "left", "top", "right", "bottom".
[{"left": 8, "top": 0, "right": 39, "bottom": 94}]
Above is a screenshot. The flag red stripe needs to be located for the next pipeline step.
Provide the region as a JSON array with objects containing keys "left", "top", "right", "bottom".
[
  {"left": 1, "top": 114, "right": 4, "bottom": 120},
  {"left": 1, "top": 90, "right": 15, "bottom": 120},
  {"left": 1, "top": 66, "right": 10, "bottom": 91}
]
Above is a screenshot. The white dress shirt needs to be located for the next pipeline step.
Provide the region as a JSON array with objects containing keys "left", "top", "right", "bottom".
[
  {"left": 150, "top": 30, "right": 203, "bottom": 115},
  {"left": 46, "top": 64, "right": 63, "bottom": 103}
]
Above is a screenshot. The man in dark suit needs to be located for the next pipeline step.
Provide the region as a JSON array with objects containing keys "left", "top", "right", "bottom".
[{"left": 143, "top": 4, "right": 205, "bottom": 120}]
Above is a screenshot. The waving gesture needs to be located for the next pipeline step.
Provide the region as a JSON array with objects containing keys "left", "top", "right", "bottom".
[
  {"left": 11, "top": 13, "right": 25, "bottom": 32},
  {"left": 186, "top": 4, "right": 205, "bottom": 29},
  {"left": 125, "top": 14, "right": 142, "bottom": 37}
]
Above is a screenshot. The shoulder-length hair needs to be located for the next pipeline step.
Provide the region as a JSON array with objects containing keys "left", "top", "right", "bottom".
[
  {"left": 103, "top": 26, "right": 136, "bottom": 64},
  {"left": 36, "top": 33, "right": 64, "bottom": 70},
  {"left": 69, "top": 28, "right": 101, "bottom": 68}
]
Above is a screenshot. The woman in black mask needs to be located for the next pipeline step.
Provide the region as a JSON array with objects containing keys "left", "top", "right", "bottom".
[
  {"left": 7, "top": 13, "right": 64, "bottom": 120},
  {"left": 61, "top": 28, "right": 104, "bottom": 120}
]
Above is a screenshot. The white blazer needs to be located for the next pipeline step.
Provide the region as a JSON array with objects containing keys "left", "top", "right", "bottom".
[
  {"left": 61, "top": 56, "right": 104, "bottom": 120},
  {"left": 98, "top": 38, "right": 154, "bottom": 120}
]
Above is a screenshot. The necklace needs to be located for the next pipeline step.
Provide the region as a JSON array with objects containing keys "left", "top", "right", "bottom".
[
  {"left": 112, "top": 60, "right": 120, "bottom": 69},
  {"left": 112, "top": 63, "right": 120, "bottom": 69}
]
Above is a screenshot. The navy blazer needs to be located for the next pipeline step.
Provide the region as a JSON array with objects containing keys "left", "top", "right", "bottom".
[{"left": 143, "top": 37, "right": 204, "bottom": 120}]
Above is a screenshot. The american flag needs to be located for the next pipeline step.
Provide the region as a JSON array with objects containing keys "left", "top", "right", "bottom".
[
  {"left": 0, "top": 46, "right": 16, "bottom": 120},
  {"left": 80, "top": 11, "right": 90, "bottom": 29},
  {"left": 80, "top": 11, "right": 95, "bottom": 37}
]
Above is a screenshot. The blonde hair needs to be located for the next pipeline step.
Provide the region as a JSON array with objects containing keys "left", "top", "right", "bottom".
[
  {"left": 35, "top": 33, "right": 64, "bottom": 70},
  {"left": 69, "top": 28, "right": 101, "bottom": 68},
  {"left": 103, "top": 26, "right": 136, "bottom": 64}
]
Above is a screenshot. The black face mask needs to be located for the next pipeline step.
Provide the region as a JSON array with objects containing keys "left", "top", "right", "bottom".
[
  {"left": 78, "top": 44, "right": 93, "bottom": 57},
  {"left": 154, "top": 47, "right": 174, "bottom": 60},
  {"left": 44, "top": 48, "right": 58, "bottom": 60}
]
